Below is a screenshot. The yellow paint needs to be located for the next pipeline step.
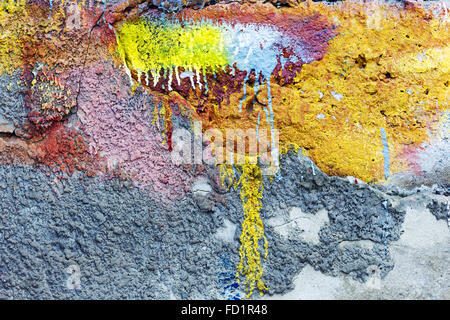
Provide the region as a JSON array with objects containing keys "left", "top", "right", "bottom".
[
  {"left": 220, "top": 162, "right": 268, "bottom": 298},
  {"left": 0, "top": 0, "right": 26, "bottom": 13},
  {"left": 0, "top": 0, "right": 26, "bottom": 75},
  {"left": 115, "top": 18, "right": 229, "bottom": 81},
  {"left": 0, "top": 2, "right": 69, "bottom": 77},
  {"left": 282, "top": 3, "right": 449, "bottom": 182}
]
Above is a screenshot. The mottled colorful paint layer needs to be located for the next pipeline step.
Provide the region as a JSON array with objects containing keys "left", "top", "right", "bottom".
[{"left": 115, "top": 3, "right": 448, "bottom": 184}]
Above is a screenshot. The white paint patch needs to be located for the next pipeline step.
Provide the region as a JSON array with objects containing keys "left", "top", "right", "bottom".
[
  {"left": 192, "top": 177, "right": 212, "bottom": 197},
  {"left": 316, "top": 113, "right": 325, "bottom": 119},
  {"left": 267, "top": 215, "right": 290, "bottom": 238},
  {"left": 417, "top": 112, "right": 449, "bottom": 176},
  {"left": 398, "top": 204, "right": 449, "bottom": 249},
  {"left": 179, "top": 71, "right": 194, "bottom": 79},
  {"left": 345, "top": 176, "right": 366, "bottom": 185},
  {"left": 292, "top": 208, "right": 329, "bottom": 244},
  {"left": 66, "top": 2, "right": 81, "bottom": 31},
  {"left": 330, "top": 91, "right": 343, "bottom": 101},
  {"left": 215, "top": 219, "right": 237, "bottom": 243},
  {"left": 269, "top": 207, "right": 329, "bottom": 244},
  {"left": 262, "top": 265, "right": 343, "bottom": 300},
  {"left": 261, "top": 203, "right": 450, "bottom": 300},
  {"left": 318, "top": 90, "right": 324, "bottom": 99}
]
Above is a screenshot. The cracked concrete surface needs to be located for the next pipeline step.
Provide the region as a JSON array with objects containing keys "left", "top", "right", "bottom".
[{"left": 264, "top": 199, "right": 449, "bottom": 300}]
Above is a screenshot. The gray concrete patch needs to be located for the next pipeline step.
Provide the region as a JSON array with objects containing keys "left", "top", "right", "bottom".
[{"left": 263, "top": 199, "right": 450, "bottom": 300}]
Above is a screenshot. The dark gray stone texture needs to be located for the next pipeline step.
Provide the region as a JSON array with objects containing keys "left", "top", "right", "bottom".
[{"left": 0, "top": 149, "right": 409, "bottom": 299}]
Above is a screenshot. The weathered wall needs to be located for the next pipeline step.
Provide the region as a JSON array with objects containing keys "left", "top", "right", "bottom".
[{"left": 0, "top": 0, "right": 448, "bottom": 299}]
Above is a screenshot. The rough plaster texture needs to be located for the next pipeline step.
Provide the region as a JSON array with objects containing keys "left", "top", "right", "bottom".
[
  {"left": 264, "top": 200, "right": 450, "bottom": 300},
  {"left": 77, "top": 63, "right": 193, "bottom": 200},
  {"left": 1, "top": 151, "right": 447, "bottom": 299},
  {"left": 0, "top": 0, "right": 448, "bottom": 300},
  {"left": 0, "top": 72, "right": 27, "bottom": 135}
]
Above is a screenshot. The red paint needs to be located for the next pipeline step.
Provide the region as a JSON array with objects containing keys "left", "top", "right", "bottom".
[
  {"left": 167, "top": 119, "right": 173, "bottom": 153},
  {"left": 36, "top": 123, "right": 97, "bottom": 177}
]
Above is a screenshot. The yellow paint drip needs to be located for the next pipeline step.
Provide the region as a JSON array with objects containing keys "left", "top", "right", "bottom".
[
  {"left": 220, "top": 162, "right": 268, "bottom": 298},
  {"left": 115, "top": 18, "right": 229, "bottom": 80}
]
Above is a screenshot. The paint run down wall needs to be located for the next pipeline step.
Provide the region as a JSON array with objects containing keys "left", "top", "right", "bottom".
[{"left": 0, "top": 0, "right": 448, "bottom": 299}]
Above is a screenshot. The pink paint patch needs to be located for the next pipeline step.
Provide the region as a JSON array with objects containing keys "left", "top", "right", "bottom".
[
  {"left": 398, "top": 144, "right": 424, "bottom": 176},
  {"left": 76, "top": 63, "right": 192, "bottom": 201}
]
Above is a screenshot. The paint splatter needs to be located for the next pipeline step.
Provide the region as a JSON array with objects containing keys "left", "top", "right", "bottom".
[{"left": 380, "top": 127, "right": 390, "bottom": 180}]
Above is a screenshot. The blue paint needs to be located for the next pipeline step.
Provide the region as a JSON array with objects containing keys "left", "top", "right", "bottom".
[
  {"left": 103, "top": 0, "right": 107, "bottom": 23},
  {"left": 217, "top": 254, "right": 241, "bottom": 300},
  {"left": 380, "top": 128, "right": 390, "bottom": 180},
  {"left": 224, "top": 24, "right": 281, "bottom": 80},
  {"left": 48, "top": 0, "right": 53, "bottom": 20},
  {"left": 203, "top": 74, "right": 209, "bottom": 94},
  {"left": 275, "top": 170, "right": 282, "bottom": 181},
  {"left": 313, "top": 25, "right": 340, "bottom": 42},
  {"left": 267, "top": 77, "right": 274, "bottom": 145},
  {"left": 289, "top": 55, "right": 299, "bottom": 64},
  {"left": 280, "top": 56, "right": 290, "bottom": 69}
]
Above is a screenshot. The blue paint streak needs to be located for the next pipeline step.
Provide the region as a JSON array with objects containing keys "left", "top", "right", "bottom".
[
  {"left": 275, "top": 170, "right": 282, "bottom": 181},
  {"left": 48, "top": 0, "right": 53, "bottom": 20},
  {"left": 103, "top": 0, "right": 108, "bottom": 23},
  {"left": 380, "top": 128, "right": 390, "bottom": 180},
  {"left": 203, "top": 74, "right": 208, "bottom": 94},
  {"left": 217, "top": 254, "right": 241, "bottom": 300},
  {"left": 251, "top": 77, "right": 260, "bottom": 109},
  {"left": 229, "top": 155, "right": 236, "bottom": 177},
  {"left": 227, "top": 27, "right": 279, "bottom": 79}
]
